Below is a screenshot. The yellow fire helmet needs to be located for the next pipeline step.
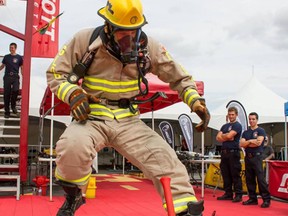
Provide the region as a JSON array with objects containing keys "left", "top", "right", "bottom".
[{"left": 98, "top": 0, "right": 147, "bottom": 29}]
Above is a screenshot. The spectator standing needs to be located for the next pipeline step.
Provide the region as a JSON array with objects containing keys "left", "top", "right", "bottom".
[
  {"left": 0, "top": 42, "right": 23, "bottom": 118},
  {"left": 240, "top": 112, "right": 271, "bottom": 208},
  {"left": 216, "top": 106, "right": 243, "bottom": 202},
  {"left": 262, "top": 136, "right": 275, "bottom": 161}
]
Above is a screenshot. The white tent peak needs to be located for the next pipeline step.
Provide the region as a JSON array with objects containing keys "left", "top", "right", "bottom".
[{"left": 210, "top": 74, "right": 287, "bottom": 129}]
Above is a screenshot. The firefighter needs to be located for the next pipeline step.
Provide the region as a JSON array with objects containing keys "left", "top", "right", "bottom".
[{"left": 46, "top": 0, "right": 210, "bottom": 215}]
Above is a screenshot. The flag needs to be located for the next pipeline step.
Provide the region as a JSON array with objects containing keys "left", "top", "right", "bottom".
[
  {"left": 178, "top": 114, "right": 194, "bottom": 152},
  {"left": 159, "top": 121, "right": 175, "bottom": 149},
  {"left": 226, "top": 100, "right": 248, "bottom": 134},
  {"left": 32, "top": 0, "right": 60, "bottom": 58},
  {"left": 0, "top": 0, "right": 6, "bottom": 6},
  {"left": 34, "top": 12, "right": 63, "bottom": 35}
]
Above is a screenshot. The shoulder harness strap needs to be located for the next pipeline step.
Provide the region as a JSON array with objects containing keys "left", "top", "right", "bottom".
[{"left": 67, "top": 25, "right": 104, "bottom": 84}]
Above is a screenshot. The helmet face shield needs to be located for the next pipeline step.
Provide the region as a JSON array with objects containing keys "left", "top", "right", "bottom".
[{"left": 113, "top": 29, "right": 137, "bottom": 54}]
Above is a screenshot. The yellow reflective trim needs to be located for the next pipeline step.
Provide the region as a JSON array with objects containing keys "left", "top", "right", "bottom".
[
  {"left": 84, "top": 77, "right": 139, "bottom": 86},
  {"left": 187, "top": 94, "right": 200, "bottom": 106},
  {"left": 163, "top": 196, "right": 198, "bottom": 214},
  {"left": 89, "top": 104, "right": 139, "bottom": 119},
  {"left": 90, "top": 104, "right": 115, "bottom": 118},
  {"left": 183, "top": 89, "right": 199, "bottom": 104},
  {"left": 175, "top": 205, "right": 188, "bottom": 214},
  {"left": 55, "top": 168, "right": 91, "bottom": 185},
  {"left": 114, "top": 111, "right": 139, "bottom": 119},
  {"left": 58, "top": 82, "right": 78, "bottom": 101},
  {"left": 90, "top": 111, "right": 114, "bottom": 119},
  {"left": 180, "top": 64, "right": 190, "bottom": 76},
  {"left": 51, "top": 45, "right": 67, "bottom": 79},
  {"left": 111, "top": 104, "right": 138, "bottom": 114},
  {"left": 164, "top": 50, "right": 173, "bottom": 61},
  {"left": 183, "top": 90, "right": 189, "bottom": 103},
  {"left": 84, "top": 82, "right": 139, "bottom": 93},
  {"left": 90, "top": 104, "right": 112, "bottom": 110}
]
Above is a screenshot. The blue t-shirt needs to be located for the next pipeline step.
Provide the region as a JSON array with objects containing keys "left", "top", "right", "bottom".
[
  {"left": 220, "top": 121, "right": 242, "bottom": 149},
  {"left": 2, "top": 54, "right": 23, "bottom": 75},
  {"left": 241, "top": 127, "right": 266, "bottom": 153}
]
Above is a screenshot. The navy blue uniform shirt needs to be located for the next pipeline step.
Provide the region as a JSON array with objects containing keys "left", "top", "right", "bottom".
[
  {"left": 242, "top": 127, "right": 266, "bottom": 153},
  {"left": 2, "top": 54, "right": 23, "bottom": 75},
  {"left": 220, "top": 121, "right": 242, "bottom": 150}
]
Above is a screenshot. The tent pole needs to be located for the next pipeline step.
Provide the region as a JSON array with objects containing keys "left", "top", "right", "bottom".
[
  {"left": 285, "top": 102, "right": 288, "bottom": 161},
  {"left": 49, "top": 93, "right": 55, "bottom": 201},
  {"left": 285, "top": 117, "right": 287, "bottom": 161},
  {"left": 151, "top": 101, "right": 154, "bottom": 130},
  {"left": 201, "top": 132, "right": 204, "bottom": 198}
]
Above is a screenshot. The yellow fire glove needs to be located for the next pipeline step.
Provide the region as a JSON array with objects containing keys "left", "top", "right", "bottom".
[{"left": 192, "top": 99, "right": 210, "bottom": 132}]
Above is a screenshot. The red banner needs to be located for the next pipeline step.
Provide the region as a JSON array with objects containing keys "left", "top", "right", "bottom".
[
  {"left": 268, "top": 161, "right": 288, "bottom": 200},
  {"left": 32, "top": 0, "right": 60, "bottom": 58}
]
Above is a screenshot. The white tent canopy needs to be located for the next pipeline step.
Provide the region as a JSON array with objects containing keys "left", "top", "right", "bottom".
[
  {"left": 210, "top": 75, "right": 287, "bottom": 130},
  {"left": 140, "top": 102, "right": 201, "bottom": 124}
]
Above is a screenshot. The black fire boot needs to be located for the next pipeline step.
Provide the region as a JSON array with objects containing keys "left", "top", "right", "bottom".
[
  {"left": 56, "top": 180, "right": 84, "bottom": 216},
  {"left": 177, "top": 200, "right": 204, "bottom": 216}
]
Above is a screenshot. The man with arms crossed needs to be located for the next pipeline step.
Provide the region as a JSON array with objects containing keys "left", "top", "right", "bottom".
[
  {"left": 240, "top": 112, "right": 271, "bottom": 208},
  {"left": 216, "top": 107, "right": 243, "bottom": 202}
]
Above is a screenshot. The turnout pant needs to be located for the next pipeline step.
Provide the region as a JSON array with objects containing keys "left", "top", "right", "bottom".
[{"left": 55, "top": 118, "right": 196, "bottom": 203}]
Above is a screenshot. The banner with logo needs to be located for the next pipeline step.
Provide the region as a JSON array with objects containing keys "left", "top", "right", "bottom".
[
  {"left": 226, "top": 100, "right": 248, "bottom": 135},
  {"left": 269, "top": 161, "right": 288, "bottom": 199},
  {"left": 178, "top": 114, "right": 194, "bottom": 152},
  {"left": 204, "top": 160, "right": 251, "bottom": 192},
  {"left": 158, "top": 121, "right": 175, "bottom": 149},
  {"left": 0, "top": 0, "right": 6, "bottom": 6},
  {"left": 32, "top": 0, "right": 60, "bottom": 58}
]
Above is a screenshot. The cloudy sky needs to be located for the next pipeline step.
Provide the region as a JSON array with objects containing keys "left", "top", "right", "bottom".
[{"left": 1, "top": 0, "right": 288, "bottom": 113}]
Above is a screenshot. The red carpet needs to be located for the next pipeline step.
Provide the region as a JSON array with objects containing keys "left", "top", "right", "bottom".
[{"left": 0, "top": 174, "right": 287, "bottom": 216}]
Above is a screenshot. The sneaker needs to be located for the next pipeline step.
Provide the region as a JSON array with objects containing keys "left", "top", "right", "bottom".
[
  {"left": 4, "top": 113, "right": 10, "bottom": 119},
  {"left": 217, "top": 194, "right": 233, "bottom": 200},
  {"left": 56, "top": 189, "right": 83, "bottom": 216}
]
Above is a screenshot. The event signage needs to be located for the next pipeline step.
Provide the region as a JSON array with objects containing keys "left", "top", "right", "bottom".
[
  {"left": 269, "top": 161, "right": 288, "bottom": 199},
  {"left": 178, "top": 114, "right": 194, "bottom": 152},
  {"left": 159, "top": 121, "right": 175, "bottom": 149},
  {"left": 32, "top": 0, "right": 60, "bottom": 57},
  {"left": 284, "top": 102, "right": 288, "bottom": 117}
]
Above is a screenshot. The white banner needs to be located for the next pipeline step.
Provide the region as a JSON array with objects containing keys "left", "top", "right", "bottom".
[{"left": 0, "top": 0, "right": 6, "bottom": 6}]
